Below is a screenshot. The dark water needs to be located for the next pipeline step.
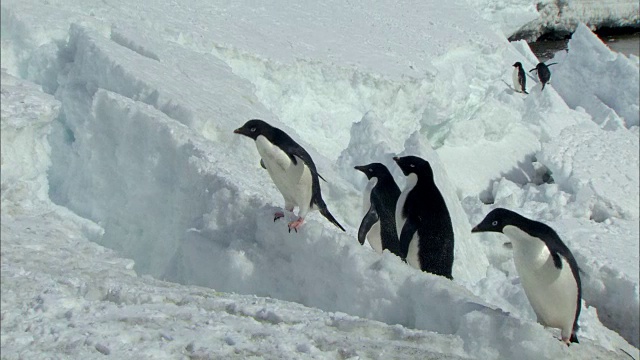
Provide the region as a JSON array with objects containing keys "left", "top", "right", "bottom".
[{"left": 529, "top": 33, "right": 640, "bottom": 62}]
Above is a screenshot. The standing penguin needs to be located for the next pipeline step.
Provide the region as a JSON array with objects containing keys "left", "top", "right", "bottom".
[
  {"left": 234, "top": 119, "right": 345, "bottom": 232},
  {"left": 393, "top": 156, "right": 454, "bottom": 279},
  {"left": 471, "top": 208, "right": 581, "bottom": 345},
  {"left": 354, "top": 163, "right": 401, "bottom": 256},
  {"left": 530, "top": 62, "right": 555, "bottom": 91},
  {"left": 512, "top": 62, "right": 528, "bottom": 94}
]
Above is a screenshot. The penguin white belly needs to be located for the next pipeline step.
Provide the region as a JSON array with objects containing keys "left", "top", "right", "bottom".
[
  {"left": 405, "top": 233, "right": 421, "bottom": 269},
  {"left": 395, "top": 173, "right": 418, "bottom": 239},
  {"left": 512, "top": 68, "right": 521, "bottom": 92},
  {"left": 255, "top": 136, "right": 314, "bottom": 211},
  {"left": 368, "top": 222, "right": 383, "bottom": 254},
  {"left": 505, "top": 226, "right": 578, "bottom": 335}
]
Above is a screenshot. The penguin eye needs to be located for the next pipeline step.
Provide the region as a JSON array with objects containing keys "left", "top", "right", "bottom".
[
  {"left": 491, "top": 220, "right": 498, "bottom": 226},
  {"left": 409, "top": 164, "right": 415, "bottom": 168},
  {"left": 368, "top": 168, "right": 373, "bottom": 172},
  {"left": 250, "top": 127, "right": 256, "bottom": 132}
]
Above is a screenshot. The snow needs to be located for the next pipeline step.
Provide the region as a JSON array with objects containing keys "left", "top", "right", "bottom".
[
  {"left": 1, "top": 0, "right": 639, "bottom": 359},
  {"left": 465, "top": 0, "right": 640, "bottom": 40},
  {"left": 548, "top": 23, "right": 640, "bottom": 130}
]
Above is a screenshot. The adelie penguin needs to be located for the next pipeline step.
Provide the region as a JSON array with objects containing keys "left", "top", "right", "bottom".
[
  {"left": 472, "top": 208, "right": 581, "bottom": 345},
  {"left": 354, "top": 163, "right": 401, "bottom": 256},
  {"left": 393, "top": 156, "right": 454, "bottom": 279},
  {"left": 530, "top": 62, "right": 556, "bottom": 91},
  {"left": 512, "top": 62, "right": 528, "bottom": 94},
  {"left": 234, "top": 119, "right": 345, "bottom": 233}
]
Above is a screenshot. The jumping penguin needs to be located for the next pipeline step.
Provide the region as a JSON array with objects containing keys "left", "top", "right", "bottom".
[
  {"left": 354, "top": 163, "right": 401, "bottom": 256},
  {"left": 472, "top": 208, "right": 581, "bottom": 345},
  {"left": 512, "top": 62, "right": 528, "bottom": 94},
  {"left": 393, "top": 156, "right": 454, "bottom": 279},
  {"left": 530, "top": 62, "right": 556, "bottom": 91},
  {"left": 234, "top": 119, "right": 345, "bottom": 232}
]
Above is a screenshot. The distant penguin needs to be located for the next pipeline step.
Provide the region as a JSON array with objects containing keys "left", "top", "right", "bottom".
[
  {"left": 512, "top": 62, "right": 528, "bottom": 94},
  {"left": 472, "top": 208, "right": 581, "bottom": 345},
  {"left": 393, "top": 156, "right": 454, "bottom": 279},
  {"left": 234, "top": 119, "right": 345, "bottom": 232},
  {"left": 354, "top": 163, "right": 401, "bottom": 256},
  {"left": 530, "top": 62, "right": 554, "bottom": 91}
]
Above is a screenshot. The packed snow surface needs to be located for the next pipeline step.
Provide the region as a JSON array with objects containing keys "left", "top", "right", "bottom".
[{"left": 1, "top": 0, "right": 638, "bottom": 359}]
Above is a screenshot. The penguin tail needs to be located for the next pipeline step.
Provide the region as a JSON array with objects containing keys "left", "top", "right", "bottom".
[
  {"left": 523, "top": 90, "right": 529, "bottom": 94},
  {"left": 319, "top": 206, "right": 346, "bottom": 232},
  {"left": 569, "top": 332, "right": 579, "bottom": 344},
  {"left": 541, "top": 83, "right": 546, "bottom": 91}
]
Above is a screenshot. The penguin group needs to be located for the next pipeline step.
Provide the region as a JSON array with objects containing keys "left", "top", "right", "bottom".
[
  {"left": 512, "top": 60, "right": 558, "bottom": 93},
  {"left": 235, "top": 118, "right": 582, "bottom": 345},
  {"left": 235, "top": 119, "right": 454, "bottom": 279}
]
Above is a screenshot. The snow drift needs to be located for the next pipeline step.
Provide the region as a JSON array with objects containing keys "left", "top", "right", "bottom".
[{"left": 1, "top": 0, "right": 638, "bottom": 358}]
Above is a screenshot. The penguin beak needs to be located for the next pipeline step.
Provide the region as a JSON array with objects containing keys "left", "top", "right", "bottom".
[
  {"left": 354, "top": 165, "right": 365, "bottom": 173},
  {"left": 471, "top": 225, "right": 481, "bottom": 233},
  {"left": 233, "top": 128, "right": 242, "bottom": 134},
  {"left": 392, "top": 157, "right": 400, "bottom": 162}
]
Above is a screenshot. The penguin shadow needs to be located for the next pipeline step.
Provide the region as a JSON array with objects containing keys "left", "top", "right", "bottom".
[
  {"left": 501, "top": 80, "right": 528, "bottom": 96},
  {"left": 501, "top": 80, "right": 518, "bottom": 95},
  {"left": 501, "top": 71, "right": 539, "bottom": 95}
]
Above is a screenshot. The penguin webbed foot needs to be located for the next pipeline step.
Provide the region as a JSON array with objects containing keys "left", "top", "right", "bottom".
[
  {"left": 288, "top": 217, "right": 304, "bottom": 233},
  {"left": 559, "top": 334, "right": 577, "bottom": 346}
]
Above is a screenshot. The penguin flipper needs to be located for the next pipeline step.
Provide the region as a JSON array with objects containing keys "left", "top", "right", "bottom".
[
  {"left": 260, "top": 159, "right": 267, "bottom": 169},
  {"left": 399, "top": 218, "right": 418, "bottom": 259},
  {"left": 358, "top": 206, "right": 379, "bottom": 245},
  {"left": 284, "top": 146, "right": 327, "bottom": 182},
  {"left": 551, "top": 251, "right": 563, "bottom": 269}
]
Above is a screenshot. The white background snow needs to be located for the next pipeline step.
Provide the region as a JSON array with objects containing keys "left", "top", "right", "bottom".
[{"left": 1, "top": 0, "right": 638, "bottom": 359}]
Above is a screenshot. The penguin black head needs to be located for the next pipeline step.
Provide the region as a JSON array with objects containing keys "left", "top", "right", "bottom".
[
  {"left": 513, "top": 62, "right": 522, "bottom": 68},
  {"left": 471, "top": 208, "right": 522, "bottom": 233},
  {"left": 354, "top": 163, "right": 392, "bottom": 180},
  {"left": 234, "top": 119, "right": 273, "bottom": 140},
  {"left": 393, "top": 156, "right": 434, "bottom": 179}
]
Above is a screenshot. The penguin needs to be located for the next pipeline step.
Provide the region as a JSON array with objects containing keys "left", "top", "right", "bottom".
[
  {"left": 512, "top": 62, "right": 528, "bottom": 94},
  {"left": 530, "top": 62, "right": 555, "bottom": 91},
  {"left": 393, "top": 156, "right": 454, "bottom": 279},
  {"left": 234, "top": 119, "right": 345, "bottom": 232},
  {"left": 471, "top": 208, "right": 581, "bottom": 345},
  {"left": 354, "top": 163, "right": 401, "bottom": 256}
]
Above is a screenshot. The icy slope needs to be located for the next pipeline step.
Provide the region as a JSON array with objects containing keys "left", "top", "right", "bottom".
[
  {"left": 1, "top": 0, "right": 639, "bottom": 358},
  {"left": 465, "top": 0, "right": 640, "bottom": 39},
  {"left": 2, "top": 71, "right": 636, "bottom": 360},
  {"left": 548, "top": 23, "right": 640, "bottom": 130}
]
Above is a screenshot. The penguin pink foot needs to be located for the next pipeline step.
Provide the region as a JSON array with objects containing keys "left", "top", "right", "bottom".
[
  {"left": 288, "top": 217, "right": 304, "bottom": 233},
  {"left": 274, "top": 211, "right": 284, "bottom": 222}
]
